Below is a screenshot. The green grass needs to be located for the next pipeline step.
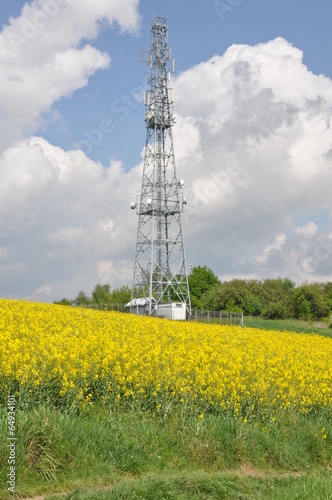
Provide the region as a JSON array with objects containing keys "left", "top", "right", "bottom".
[
  {"left": 193, "top": 315, "right": 332, "bottom": 338},
  {"left": 43, "top": 470, "right": 332, "bottom": 499},
  {"left": 0, "top": 405, "right": 331, "bottom": 499},
  {"left": 243, "top": 316, "right": 332, "bottom": 338}
]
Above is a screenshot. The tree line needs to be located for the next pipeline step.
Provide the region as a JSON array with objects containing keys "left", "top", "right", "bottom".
[
  {"left": 188, "top": 266, "right": 332, "bottom": 320},
  {"left": 54, "top": 284, "right": 131, "bottom": 309},
  {"left": 54, "top": 266, "right": 332, "bottom": 321}
]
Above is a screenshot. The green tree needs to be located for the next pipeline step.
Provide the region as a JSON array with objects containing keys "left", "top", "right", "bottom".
[
  {"left": 188, "top": 266, "right": 220, "bottom": 309},
  {"left": 243, "top": 294, "right": 263, "bottom": 316},
  {"left": 324, "top": 282, "right": 332, "bottom": 313},
  {"left": 259, "top": 278, "right": 294, "bottom": 317},
  {"left": 91, "top": 284, "right": 112, "bottom": 305},
  {"left": 203, "top": 279, "right": 262, "bottom": 314},
  {"left": 202, "top": 277, "right": 297, "bottom": 316},
  {"left": 110, "top": 285, "right": 132, "bottom": 305},
  {"left": 262, "top": 301, "right": 287, "bottom": 319},
  {"left": 292, "top": 283, "right": 328, "bottom": 320},
  {"left": 74, "top": 290, "right": 91, "bottom": 307},
  {"left": 297, "top": 299, "right": 312, "bottom": 320},
  {"left": 53, "top": 298, "right": 72, "bottom": 306}
]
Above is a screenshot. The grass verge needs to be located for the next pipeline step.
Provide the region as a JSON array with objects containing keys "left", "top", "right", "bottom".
[
  {"left": 0, "top": 405, "right": 331, "bottom": 499},
  {"left": 243, "top": 316, "right": 332, "bottom": 338}
]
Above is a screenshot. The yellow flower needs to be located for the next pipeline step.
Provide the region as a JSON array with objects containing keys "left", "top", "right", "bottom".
[{"left": 0, "top": 298, "right": 331, "bottom": 414}]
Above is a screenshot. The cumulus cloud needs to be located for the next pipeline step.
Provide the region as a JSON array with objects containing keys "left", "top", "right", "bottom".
[
  {"left": 1, "top": 27, "right": 332, "bottom": 300},
  {"left": 0, "top": 247, "right": 9, "bottom": 259},
  {"left": 35, "top": 284, "right": 53, "bottom": 298},
  {"left": 173, "top": 38, "right": 332, "bottom": 282},
  {"left": 0, "top": 0, "right": 140, "bottom": 150},
  {"left": 294, "top": 222, "right": 318, "bottom": 238},
  {"left": 0, "top": 136, "right": 141, "bottom": 299},
  {"left": 255, "top": 234, "right": 287, "bottom": 264}
]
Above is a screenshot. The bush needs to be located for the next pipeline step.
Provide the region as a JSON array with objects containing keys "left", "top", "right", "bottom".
[
  {"left": 262, "top": 302, "right": 287, "bottom": 320},
  {"left": 292, "top": 284, "right": 328, "bottom": 320},
  {"left": 298, "top": 298, "right": 312, "bottom": 320}
]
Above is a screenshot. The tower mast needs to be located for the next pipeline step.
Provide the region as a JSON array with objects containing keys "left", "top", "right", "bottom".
[{"left": 130, "top": 16, "right": 191, "bottom": 315}]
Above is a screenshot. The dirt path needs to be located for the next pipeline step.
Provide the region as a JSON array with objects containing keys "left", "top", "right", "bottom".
[
  {"left": 18, "top": 484, "right": 114, "bottom": 500},
  {"left": 17, "top": 468, "right": 308, "bottom": 500}
]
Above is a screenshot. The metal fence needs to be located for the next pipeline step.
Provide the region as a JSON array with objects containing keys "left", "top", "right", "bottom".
[
  {"left": 82, "top": 303, "right": 243, "bottom": 326},
  {"left": 189, "top": 310, "right": 243, "bottom": 326}
]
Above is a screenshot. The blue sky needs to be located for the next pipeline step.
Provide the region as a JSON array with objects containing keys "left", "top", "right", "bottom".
[{"left": 0, "top": 0, "right": 331, "bottom": 300}]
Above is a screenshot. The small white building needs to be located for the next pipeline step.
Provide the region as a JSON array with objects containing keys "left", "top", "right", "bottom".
[
  {"left": 156, "top": 302, "right": 187, "bottom": 321},
  {"left": 125, "top": 297, "right": 156, "bottom": 315}
]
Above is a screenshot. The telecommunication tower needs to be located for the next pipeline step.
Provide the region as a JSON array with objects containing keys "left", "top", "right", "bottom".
[{"left": 130, "top": 16, "right": 191, "bottom": 315}]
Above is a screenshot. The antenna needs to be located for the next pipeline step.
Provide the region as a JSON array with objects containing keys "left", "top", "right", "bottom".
[{"left": 130, "top": 16, "right": 191, "bottom": 316}]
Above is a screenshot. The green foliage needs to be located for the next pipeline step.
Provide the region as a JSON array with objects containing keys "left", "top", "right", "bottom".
[
  {"left": 262, "top": 301, "right": 287, "bottom": 320},
  {"left": 193, "top": 275, "right": 332, "bottom": 321},
  {"left": 54, "top": 271, "right": 332, "bottom": 322},
  {"left": 259, "top": 278, "right": 294, "bottom": 317},
  {"left": 53, "top": 298, "right": 72, "bottom": 306},
  {"left": 188, "top": 265, "right": 220, "bottom": 309},
  {"left": 292, "top": 283, "right": 328, "bottom": 320},
  {"left": 56, "top": 284, "right": 132, "bottom": 309},
  {"left": 206, "top": 279, "right": 260, "bottom": 313},
  {"left": 243, "top": 294, "right": 263, "bottom": 316},
  {"left": 74, "top": 291, "right": 91, "bottom": 307},
  {"left": 298, "top": 299, "right": 312, "bottom": 320},
  {"left": 91, "top": 284, "right": 112, "bottom": 305},
  {"left": 109, "top": 285, "right": 131, "bottom": 305},
  {"left": 325, "top": 282, "right": 332, "bottom": 313},
  {"left": 74, "top": 285, "right": 131, "bottom": 307}
]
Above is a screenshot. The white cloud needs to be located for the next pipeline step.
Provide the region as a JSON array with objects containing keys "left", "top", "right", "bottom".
[
  {"left": 255, "top": 234, "right": 287, "bottom": 264},
  {"left": 97, "top": 219, "right": 115, "bottom": 234},
  {"left": 0, "top": 135, "right": 141, "bottom": 299},
  {"left": 302, "top": 257, "right": 316, "bottom": 274},
  {"left": 0, "top": 247, "right": 9, "bottom": 259},
  {"left": 97, "top": 259, "right": 132, "bottom": 288},
  {"left": 294, "top": 222, "right": 318, "bottom": 238},
  {"left": 35, "top": 284, "right": 53, "bottom": 297},
  {"left": 0, "top": 0, "right": 140, "bottom": 150},
  {"left": 48, "top": 227, "right": 84, "bottom": 244},
  {"left": 97, "top": 260, "right": 114, "bottom": 285},
  {"left": 173, "top": 115, "right": 201, "bottom": 161},
  {"left": 173, "top": 38, "right": 332, "bottom": 281}
]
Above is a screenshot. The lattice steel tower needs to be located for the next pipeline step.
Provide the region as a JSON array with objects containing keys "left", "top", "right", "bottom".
[{"left": 130, "top": 16, "right": 191, "bottom": 315}]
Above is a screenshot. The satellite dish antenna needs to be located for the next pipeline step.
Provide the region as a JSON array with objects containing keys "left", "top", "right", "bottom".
[{"left": 147, "top": 111, "right": 154, "bottom": 120}]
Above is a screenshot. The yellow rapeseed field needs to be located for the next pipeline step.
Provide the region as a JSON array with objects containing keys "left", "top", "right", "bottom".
[{"left": 0, "top": 299, "right": 331, "bottom": 414}]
